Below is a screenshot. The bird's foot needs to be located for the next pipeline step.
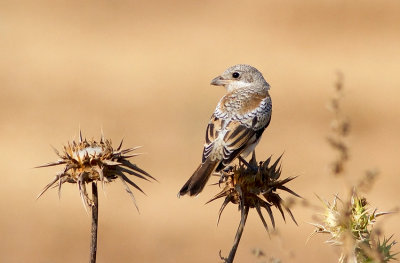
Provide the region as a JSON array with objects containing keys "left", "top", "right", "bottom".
[
  {"left": 222, "top": 165, "right": 234, "bottom": 173},
  {"left": 218, "top": 174, "right": 228, "bottom": 187}
]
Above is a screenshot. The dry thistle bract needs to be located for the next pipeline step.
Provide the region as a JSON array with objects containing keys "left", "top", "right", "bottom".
[{"left": 37, "top": 131, "right": 155, "bottom": 211}]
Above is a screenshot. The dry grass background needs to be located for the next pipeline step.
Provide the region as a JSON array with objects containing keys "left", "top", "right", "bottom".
[{"left": 1, "top": 0, "right": 399, "bottom": 262}]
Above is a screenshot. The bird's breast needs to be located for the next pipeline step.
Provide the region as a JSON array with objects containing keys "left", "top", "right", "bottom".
[{"left": 215, "top": 90, "right": 271, "bottom": 129}]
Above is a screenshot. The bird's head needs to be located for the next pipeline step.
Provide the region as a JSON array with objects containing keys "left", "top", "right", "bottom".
[{"left": 210, "top": 64, "right": 269, "bottom": 92}]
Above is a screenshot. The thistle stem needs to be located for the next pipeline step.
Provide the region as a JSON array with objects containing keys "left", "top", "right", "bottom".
[
  {"left": 90, "top": 182, "right": 99, "bottom": 263},
  {"left": 226, "top": 206, "right": 249, "bottom": 263}
]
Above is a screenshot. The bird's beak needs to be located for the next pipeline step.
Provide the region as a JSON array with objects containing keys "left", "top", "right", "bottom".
[{"left": 210, "top": 76, "right": 229, "bottom": 86}]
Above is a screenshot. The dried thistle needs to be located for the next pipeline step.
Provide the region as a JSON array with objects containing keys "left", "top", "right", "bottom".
[
  {"left": 310, "top": 190, "right": 397, "bottom": 263},
  {"left": 209, "top": 153, "right": 300, "bottom": 263},
  {"left": 37, "top": 131, "right": 155, "bottom": 211},
  {"left": 36, "top": 131, "right": 154, "bottom": 263}
]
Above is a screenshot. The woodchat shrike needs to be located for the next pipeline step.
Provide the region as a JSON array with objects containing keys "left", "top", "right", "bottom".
[{"left": 179, "top": 64, "right": 272, "bottom": 197}]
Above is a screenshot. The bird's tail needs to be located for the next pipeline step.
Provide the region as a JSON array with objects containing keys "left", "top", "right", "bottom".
[{"left": 178, "top": 159, "right": 219, "bottom": 197}]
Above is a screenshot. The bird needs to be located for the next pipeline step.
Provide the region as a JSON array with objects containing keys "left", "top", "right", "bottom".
[{"left": 179, "top": 64, "right": 272, "bottom": 197}]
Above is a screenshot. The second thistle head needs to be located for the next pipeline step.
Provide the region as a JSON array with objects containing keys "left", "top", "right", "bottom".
[{"left": 208, "top": 154, "right": 300, "bottom": 231}]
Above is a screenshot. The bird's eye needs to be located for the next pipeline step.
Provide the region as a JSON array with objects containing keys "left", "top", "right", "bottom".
[{"left": 232, "top": 72, "right": 240, "bottom": 78}]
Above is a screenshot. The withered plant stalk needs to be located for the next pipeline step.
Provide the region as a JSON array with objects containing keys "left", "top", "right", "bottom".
[
  {"left": 90, "top": 182, "right": 98, "bottom": 263},
  {"left": 226, "top": 206, "right": 250, "bottom": 263},
  {"left": 309, "top": 74, "right": 398, "bottom": 263}
]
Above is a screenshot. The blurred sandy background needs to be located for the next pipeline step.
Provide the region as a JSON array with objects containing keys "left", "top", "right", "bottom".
[{"left": 1, "top": 0, "right": 399, "bottom": 262}]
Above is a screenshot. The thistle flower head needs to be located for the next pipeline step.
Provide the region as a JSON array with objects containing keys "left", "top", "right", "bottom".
[
  {"left": 311, "top": 190, "right": 397, "bottom": 262},
  {"left": 37, "top": 131, "right": 155, "bottom": 212},
  {"left": 207, "top": 154, "right": 300, "bottom": 231}
]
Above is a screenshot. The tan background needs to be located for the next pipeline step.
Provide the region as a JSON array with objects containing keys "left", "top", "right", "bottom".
[{"left": 1, "top": 0, "right": 399, "bottom": 262}]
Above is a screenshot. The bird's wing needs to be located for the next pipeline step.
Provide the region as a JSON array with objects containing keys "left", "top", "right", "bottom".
[
  {"left": 219, "top": 119, "right": 260, "bottom": 167},
  {"left": 202, "top": 115, "right": 224, "bottom": 162},
  {"left": 202, "top": 116, "right": 260, "bottom": 170},
  {"left": 202, "top": 95, "right": 272, "bottom": 169}
]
